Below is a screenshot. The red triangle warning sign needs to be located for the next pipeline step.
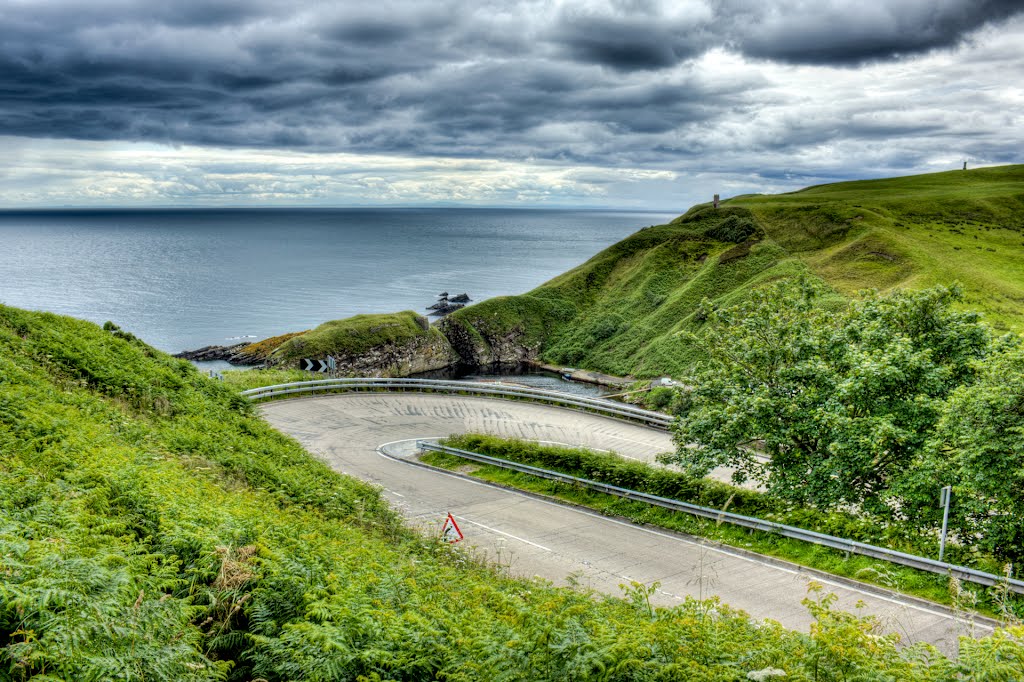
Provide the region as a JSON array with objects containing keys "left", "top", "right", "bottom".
[{"left": 441, "top": 512, "right": 464, "bottom": 544}]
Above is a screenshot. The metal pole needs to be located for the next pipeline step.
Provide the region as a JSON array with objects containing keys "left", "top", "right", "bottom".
[{"left": 939, "top": 485, "right": 951, "bottom": 562}]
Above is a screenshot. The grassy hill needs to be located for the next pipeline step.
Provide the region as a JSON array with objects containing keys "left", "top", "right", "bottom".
[
  {"left": 735, "top": 165, "right": 1024, "bottom": 323},
  {"left": 443, "top": 165, "right": 1024, "bottom": 377},
  {"left": 11, "top": 306, "right": 1022, "bottom": 679}
]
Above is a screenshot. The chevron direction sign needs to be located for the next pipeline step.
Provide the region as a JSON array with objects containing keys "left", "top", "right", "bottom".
[{"left": 301, "top": 356, "right": 336, "bottom": 372}]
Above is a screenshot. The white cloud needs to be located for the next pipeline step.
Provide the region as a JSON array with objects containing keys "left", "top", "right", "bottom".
[{"left": 0, "top": 138, "right": 682, "bottom": 207}]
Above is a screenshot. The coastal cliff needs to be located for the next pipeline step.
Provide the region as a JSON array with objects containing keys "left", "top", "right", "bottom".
[
  {"left": 177, "top": 311, "right": 459, "bottom": 377},
  {"left": 175, "top": 330, "right": 307, "bottom": 365},
  {"left": 280, "top": 324, "right": 458, "bottom": 377}
]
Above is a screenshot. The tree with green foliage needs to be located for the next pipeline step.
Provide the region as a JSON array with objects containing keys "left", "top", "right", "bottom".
[
  {"left": 662, "top": 278, "right": 992, "bottom": 513},
  {"left": 896, "top": 343, "right": 1024, "bottom": 564}
]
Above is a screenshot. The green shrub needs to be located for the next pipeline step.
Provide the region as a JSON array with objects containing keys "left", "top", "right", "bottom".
[
  {"left": 703, "top": 214, "right": 762, "bottom": 243},
  {"left": 646, "top": 386, "right": 675, "bottom": 410},
  {"left": 441, "top": 433, "right": 775, "bottom": 517}
]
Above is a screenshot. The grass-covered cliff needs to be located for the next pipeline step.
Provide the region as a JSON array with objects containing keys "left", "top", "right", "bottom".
[
  {"left": 185, "top": 311, "right": 455, "bottom": 376},
  {"left": 271, "top": 310, "right": 457, "bottom": 374},
  {"left": 442, "top": 165, "right": 1024, "bottom": 377},
  {"left": 5, "top": 305, "right": 1024, "bottom": 679}
]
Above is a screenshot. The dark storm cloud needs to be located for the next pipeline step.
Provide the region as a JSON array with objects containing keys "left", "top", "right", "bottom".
[
  {"left": 0, "top": 0, "right": 1021, "bottom": 176},
  {"left": 731, "top": 0, "right": 1024, "bottom": 65},
  {"left": 549, "top": 0, "right": 1024, "bottom": 70},
  {"left": 552, "top": 13, "right": 705, "bottom": 71}
]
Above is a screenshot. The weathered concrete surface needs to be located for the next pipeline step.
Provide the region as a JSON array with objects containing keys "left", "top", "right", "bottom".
[{"left": 260, "top": 393, "right": 995, "bottom": 655}]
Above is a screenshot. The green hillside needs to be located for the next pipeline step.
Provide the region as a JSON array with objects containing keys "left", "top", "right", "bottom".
[
  {"left": 734, "top": 165, "right": 1024, "bottom": 323},
  {"left": 444, "top": 165, "right": 1024, "bottom": 377},
  {"left": 11, "top": 306, "right": 1024, "bottom": 678}
]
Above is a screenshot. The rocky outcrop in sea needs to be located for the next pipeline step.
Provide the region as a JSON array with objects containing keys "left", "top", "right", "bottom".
[{"left": 174, "top": 343, "right": 265, "bottom": 365}]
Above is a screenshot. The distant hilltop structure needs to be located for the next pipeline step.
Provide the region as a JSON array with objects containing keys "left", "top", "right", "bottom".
[
  {"left": 713, "top": 194, "right": 720, "bottom": 209},
  {"left": 427, "top": 291, "right": 472, "bottom": 317}
]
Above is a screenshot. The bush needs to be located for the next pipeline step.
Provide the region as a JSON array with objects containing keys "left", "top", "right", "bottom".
[
  {"left": 704, "top": 214, "right": 762, "bottom": 243},
  {"left": 646, "top": 386, "right": 675, "bottom": 410},
  {"left": 440, "top": 433, "right": 775, "bottom": 517}
]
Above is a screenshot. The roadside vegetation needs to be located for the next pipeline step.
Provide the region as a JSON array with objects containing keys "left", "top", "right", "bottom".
[
  {"left": 5, "top": 306, "right": 1024, "bottom": 678},
  {"left": 221, "top": 367, "right": 310, "bottom": 392},
  {"left": 423, "top": 278, "right": 1024, "bottom": 619}
]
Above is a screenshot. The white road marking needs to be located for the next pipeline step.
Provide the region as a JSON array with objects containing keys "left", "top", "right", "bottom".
[{"left": 454, "top": 515, "right": 552, "bottom": 552}]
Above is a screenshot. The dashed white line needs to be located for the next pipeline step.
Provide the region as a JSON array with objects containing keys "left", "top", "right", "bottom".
[{"left": 454, "top": 515, "right": 552, "bottom": 552}]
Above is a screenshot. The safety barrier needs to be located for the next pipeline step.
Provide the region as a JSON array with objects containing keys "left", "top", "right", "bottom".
[
  {"left": 418, "top": 441, "right": 1024, "bottom": 595},
  {"left": 241, "top": 377, "right": 673, "bottom": 429}
]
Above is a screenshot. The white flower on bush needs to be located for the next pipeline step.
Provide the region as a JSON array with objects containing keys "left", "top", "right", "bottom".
[{"left": 747, "top": 668, "right": 786, "bottom": 681}]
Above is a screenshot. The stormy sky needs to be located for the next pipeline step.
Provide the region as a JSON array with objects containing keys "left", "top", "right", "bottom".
[{"left": 1, "top": 0, "right": 1022, "bottom": 209}]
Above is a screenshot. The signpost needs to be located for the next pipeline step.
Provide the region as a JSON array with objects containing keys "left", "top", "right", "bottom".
[
  {"left": 441, "top": 512, "right": 464, "bottom": 544},
  {"left": 939, "top": 485, "right": 952, "bottom": 561}
]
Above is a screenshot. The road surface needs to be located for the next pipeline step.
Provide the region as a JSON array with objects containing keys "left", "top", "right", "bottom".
[{"left": 260, "top": 393, "right": 994, "bottom": 654}]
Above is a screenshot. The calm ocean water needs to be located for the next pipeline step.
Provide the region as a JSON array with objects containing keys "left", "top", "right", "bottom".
[{"left": 0, "top": 208, "right": 674, "bottom": 354}]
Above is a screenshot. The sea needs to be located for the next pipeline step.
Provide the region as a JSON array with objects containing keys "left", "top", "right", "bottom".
[{"left": 0, "top": 208, "right": 674, "bottom": 355}]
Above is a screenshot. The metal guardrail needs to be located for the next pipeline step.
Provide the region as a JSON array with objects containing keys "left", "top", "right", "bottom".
[
  {"left": 419, "top": 441, "right": 1024, "bottom": 595},
  {"left": 241, "top": 377, "right": 674, "bottom": 429}
]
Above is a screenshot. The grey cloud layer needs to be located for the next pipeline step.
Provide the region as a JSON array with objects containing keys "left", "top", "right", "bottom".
[{"left": 0, "top": 0, "right": 1021, "bottom": 179}]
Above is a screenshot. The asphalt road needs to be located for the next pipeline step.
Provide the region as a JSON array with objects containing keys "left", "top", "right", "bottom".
[{"left": 260, "top": 393, "right": 993, "bottom": 654}]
